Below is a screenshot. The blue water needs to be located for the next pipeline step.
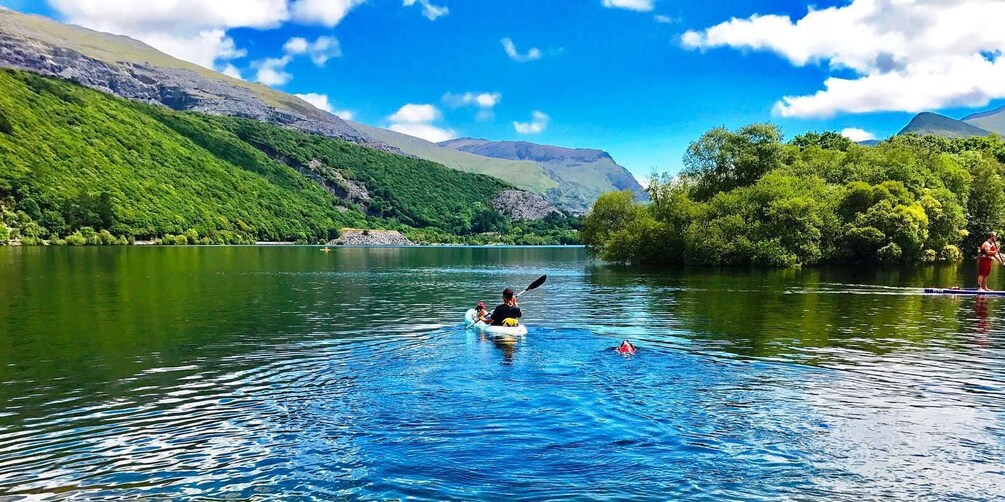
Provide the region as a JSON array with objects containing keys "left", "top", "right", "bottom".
[{"left": 1, "top": 246, "right": 1004, "bottom": 499}]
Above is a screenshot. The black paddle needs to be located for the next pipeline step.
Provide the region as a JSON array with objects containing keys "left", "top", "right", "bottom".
[{"left": 466, "top": 275, "right": 547, "bottom": 329}]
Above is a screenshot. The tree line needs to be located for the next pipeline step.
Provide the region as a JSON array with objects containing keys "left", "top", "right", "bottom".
[{"left": 582, "top": 125, "right": 1005, "bottom": 266}]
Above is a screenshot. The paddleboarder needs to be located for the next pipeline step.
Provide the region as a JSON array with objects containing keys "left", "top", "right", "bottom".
[{"left": 977, "top": 232, "right": 1003, "bottom": 291}]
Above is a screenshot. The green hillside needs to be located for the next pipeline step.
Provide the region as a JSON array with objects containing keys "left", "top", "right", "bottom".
[{"left": 0, "top": 70, "right": 519, "bottom": 244}]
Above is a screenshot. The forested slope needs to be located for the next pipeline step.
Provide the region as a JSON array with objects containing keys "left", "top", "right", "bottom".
[{"left": 0, "top": 70, "right": 539, "bottom": 244}]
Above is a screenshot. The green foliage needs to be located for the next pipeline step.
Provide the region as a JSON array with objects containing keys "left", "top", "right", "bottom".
[
  {"left": 682, "top": 123, "right": 786, "bottom": 200},
  {"left": 0, "top": 69, "right": 579, "bottom": 245},
  {"left": 584, "top": 124, "right": 1005, "bottom": 266},
  {"left": 0, "top": 225, "right": 8, "bottom": 245}
]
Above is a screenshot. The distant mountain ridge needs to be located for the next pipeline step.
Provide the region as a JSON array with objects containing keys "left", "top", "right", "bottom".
[
  {"left": 897, "top": 112, "right": 994, "bottom": 138},
  {"left": 438, "top": 138, "right": 614, "bottom": 164},
  {"left": 352, "top": 125, "right": 645, "bottom": 213}
]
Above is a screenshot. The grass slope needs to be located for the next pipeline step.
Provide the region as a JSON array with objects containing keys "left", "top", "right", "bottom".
[{"left": 0, "top": 70, "right": 509, "bottom": 242}]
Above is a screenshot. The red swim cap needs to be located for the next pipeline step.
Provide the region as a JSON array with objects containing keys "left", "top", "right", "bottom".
[{"left": 617, "top": 340, "right": 636, "bottom": 355}]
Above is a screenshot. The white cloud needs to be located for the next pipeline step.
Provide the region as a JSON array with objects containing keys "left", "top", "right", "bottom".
[
  {"left": 654, "top": 15, "right": 676, "bottom": 24},
  {"left": 290, "top": 0, "right": 365, "bottom": 27},
  {"left": 254, "top": 56, "right": 293, "bottom": 86},
  {"left": 388, "top": 103, "right": 455, "bottom": 142},
  {"left": 682, "top": 0, "right": 1005, "bottom": 118},
  {"left": 840, "top": 127, "right": 876, "bottom": 142},
  {"left": 389, "top": 123, "right": 455, "bottom": 143},
  {"left": 252, "top": 35, "right": 341, "bottom": 87},
  {"left": 403, "top": 0, "right": 449, "bottom": 20},
  {"left": 442, "top": 92, "right": 501, "bottom": 120},
  {"left": 295, "top": 92, "right": 354, "bottom": 119},
  {"left": 389, "top": 103, "right": 441, "bottom": 123},
  {"left": 48, "top": 0, "right": 289, "bottom": 69},
  {"left": 514, "top": 111, "right": 549, "bottom": 134},
  {"left": 501, "top": 37, "right": 542, "bottom": 63},
  {"left": 284, "top": 35, "right": 341, "bottom": 66},
  {"left": 220, "top": 63, "right": 243, "bottom": 80},
  {"left": 601, "top": 0, "right": 654, "bottom": 12}
]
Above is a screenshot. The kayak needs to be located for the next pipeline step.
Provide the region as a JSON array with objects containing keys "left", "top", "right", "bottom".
[
  {"left": 925, "top": 288, "right": 1005, "bottom": 296},
  {"left": 463, "top": 308, "right": 528, "bottom": 336}
]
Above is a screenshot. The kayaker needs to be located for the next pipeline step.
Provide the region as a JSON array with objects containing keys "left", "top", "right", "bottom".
[
  {"left": 484, "top": 288, "right": 522, "bottom": 326},
  {"left": 977, "top": 232, "right": 1002, "bottom": 291}
]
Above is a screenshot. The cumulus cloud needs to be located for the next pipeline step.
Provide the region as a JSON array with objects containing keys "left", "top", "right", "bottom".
[
  {"left": 840, "top": 128, "right": 876, "bottom": 142},
  {"left": 48, "top": 0, "right": 290, "bottom": 69},
  {"left": 252, "top": 35, "right": 342, "bottom": 86},
  {"left": 388, "top": 104, "right": 455, "bottom": 142},
  {"left": 601, "top": 0, "right": 654, "bottom": 12},
  {"left": 253, "top": 56, "right": 293, "bottom": 86},
  {"left": 501, "top": 37, "right": 542, "bottom": 63},
  {"left": 443, "top": 92, "right": 501, "bottom": 120},
  {"left": 295, "top": 92, "right": 353, "bottom": 119},
  {"left": 290, "top": 0, "right": 365, "bottom": 26},
  {"left": 682, "top": 0, "right": 1005, "bottom": 118},
  {"left": 513, "top": 111, "right": 549, "bottom": 134},
  {"left": 221, "top": 63, "right": 243, "bottom": 80},
  {"left": 47, "top": 0, "right": 364, "bottom": 72},
  {"left": 403, "top": 0, "right": 449, "bottom": 20},
  {"left": 283, "top": 36, "right": 341, "bottom": 66}
]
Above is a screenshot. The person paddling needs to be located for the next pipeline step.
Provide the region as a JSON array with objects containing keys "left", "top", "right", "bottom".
[
  {"left": 977, "top": 232, "right": 1003, "bottom": 291},
  {"left": 483, "top": 288, "right": 523, "bottom": 326}
]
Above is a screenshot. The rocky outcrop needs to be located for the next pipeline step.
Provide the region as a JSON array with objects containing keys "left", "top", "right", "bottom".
[
  {"left": 0, "top": 10, "right": 400, "bottom": 152},
  {"left": 333, "top": 229, "right": 413, "bottom": 246},
  {"left": 491, "top": 190, "right": 563, "bottom": 221}
]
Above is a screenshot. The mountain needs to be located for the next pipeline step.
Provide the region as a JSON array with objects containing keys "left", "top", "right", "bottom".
[
  {"left": 437, "top": 138, "right": 646, "bottom": 213},
  {"left": 0, "top": 8, "right": 392, "bottom": 151},
  {"left": 349, "top": 122, "right": 560, "bottom": 195},
  {"left": 0, "top": 69, "right": 573, "bottom": 245},
  {"left": 897, "top": 112, "right": 993, "bottom": 138},
  {"left": 962, "top": 106, "right": 1005, "bottom": 135}
]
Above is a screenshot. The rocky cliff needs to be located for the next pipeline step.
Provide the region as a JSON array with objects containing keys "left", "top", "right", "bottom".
[
  {"left": 491, "top": 190, "right": 563, "bottom": 221},
  {"left": 333, "top": 229, "right": 413, "bottom": 246},
  {"left": 0, "top": 9, "right": 396, "bottom": 152}
]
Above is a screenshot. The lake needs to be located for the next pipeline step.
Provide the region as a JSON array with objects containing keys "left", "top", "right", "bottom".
[{"left": 1, "top": 246, "right": 1003, "bottom": 500}]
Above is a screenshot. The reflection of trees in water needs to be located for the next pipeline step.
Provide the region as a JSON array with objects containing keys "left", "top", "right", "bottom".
[{"left": 585, "top": 263, "right": 981, "bottom": 361}]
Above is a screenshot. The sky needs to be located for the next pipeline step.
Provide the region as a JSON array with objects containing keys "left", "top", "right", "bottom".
[{"left": 4, "top": 0, "right": 1005, "bottom": 181}]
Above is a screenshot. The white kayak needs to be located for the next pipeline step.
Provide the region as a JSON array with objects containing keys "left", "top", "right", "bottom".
[{"left": 464, "top": 308, "right": 528, "bottom": 336}]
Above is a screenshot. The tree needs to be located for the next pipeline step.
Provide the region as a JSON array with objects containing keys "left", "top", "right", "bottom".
[{"left": 683, "top": 123, "right": 786, "bottom": 200}]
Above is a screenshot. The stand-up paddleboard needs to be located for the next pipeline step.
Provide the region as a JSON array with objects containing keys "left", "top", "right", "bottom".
[
  {"left": 464, "top": 308, "right": 528, "bottom": 336},
  {"left": 925, "top": 288, "right": 1005, "bottom": 296}
]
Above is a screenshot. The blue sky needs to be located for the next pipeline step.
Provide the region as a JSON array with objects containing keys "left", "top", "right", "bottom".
[{"left": 5, "top": 0, "right": 1005, "bottom": 181}]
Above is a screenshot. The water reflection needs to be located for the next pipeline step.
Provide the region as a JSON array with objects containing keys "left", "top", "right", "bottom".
[{"left": 1, "top": 247, "right": 1004, "bottom": 499}]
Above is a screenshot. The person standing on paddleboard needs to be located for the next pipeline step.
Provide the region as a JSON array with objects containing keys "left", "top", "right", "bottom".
[
  {"left": 484, "top": 288, "right": 523, "bottom": 326},
  {"left": 978, "top": 231, "right": 1003, "bottom": 291}
]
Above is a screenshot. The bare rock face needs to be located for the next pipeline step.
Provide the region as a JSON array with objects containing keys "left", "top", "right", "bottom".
[
  {"left": 491, "top": 190, "right": 563, "bottom": 221},
  {"left": 333, "top": 229, "right": 413, "bottom": 246},
  {"left": 0, "top": 11, "right": 400, "bottom": 152}
]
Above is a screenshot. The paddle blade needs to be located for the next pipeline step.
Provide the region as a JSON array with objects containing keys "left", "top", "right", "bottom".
[{"left": 525, "top": 275, "right": 547, "bottom": 292}]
